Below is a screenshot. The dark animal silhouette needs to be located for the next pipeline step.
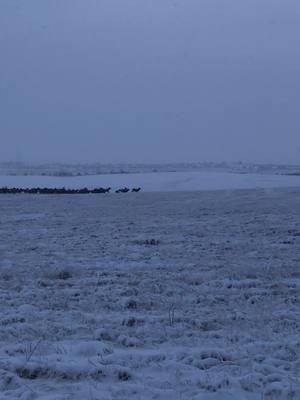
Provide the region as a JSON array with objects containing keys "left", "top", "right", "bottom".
[
  {"left": 115, "top": 187, "right": 130, "bottom": 193},
  {"left": 132, "top": 187, "right": 141, "bottom": 192}
]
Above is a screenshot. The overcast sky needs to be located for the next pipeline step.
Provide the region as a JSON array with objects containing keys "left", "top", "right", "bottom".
[{"left": 0, "top": 0, "right": 299, "bottom": 164}]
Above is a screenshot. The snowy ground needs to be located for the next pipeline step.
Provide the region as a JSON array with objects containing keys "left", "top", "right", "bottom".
[
  {"left": 0, "top": 170, "right": 300, "bottom": 192},
  {"left": 0, "top": 188, "right": 299, "bottom": 399}
]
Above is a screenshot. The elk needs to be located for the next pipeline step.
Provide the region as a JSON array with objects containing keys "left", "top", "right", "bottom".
[{"left": 115, "top": 187, "right": 130, "bottom": 193}]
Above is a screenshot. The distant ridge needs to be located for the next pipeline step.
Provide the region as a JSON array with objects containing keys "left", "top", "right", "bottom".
[{"left": 0, "top": 161, "right": 299, "bottom": 177}]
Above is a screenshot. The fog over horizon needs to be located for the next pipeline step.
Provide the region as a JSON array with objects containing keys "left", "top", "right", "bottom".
[{"left": 1, "top": 0, "right": 300, "bottom": 165}]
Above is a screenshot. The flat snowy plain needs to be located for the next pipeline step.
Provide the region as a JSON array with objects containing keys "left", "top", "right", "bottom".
[
  {"left": 0, "top": 170, "right": 299, "bottom": 192},
  {"left": 0, "top": 173, "right": 299, "bottom": 399}
]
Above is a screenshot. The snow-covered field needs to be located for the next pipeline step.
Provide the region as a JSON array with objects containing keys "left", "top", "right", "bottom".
[
  {"left": 0, "top": 188, "right": 300, "bottom": 399},
  {"left": 0, "top": 170, "right": 300, "bottom": 192}
]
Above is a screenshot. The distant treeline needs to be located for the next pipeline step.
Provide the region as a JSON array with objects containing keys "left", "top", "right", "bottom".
[
  {"left": 285, "top": 172, "right": 300, "bottom": 176},
  {"left": 0, "top": 187, "right": 141, "bottom": 194}
]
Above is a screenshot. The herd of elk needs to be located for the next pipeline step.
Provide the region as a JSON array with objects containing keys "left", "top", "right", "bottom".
[{"left": 0, "top": 187, "right": 141, "bottom": 195}]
